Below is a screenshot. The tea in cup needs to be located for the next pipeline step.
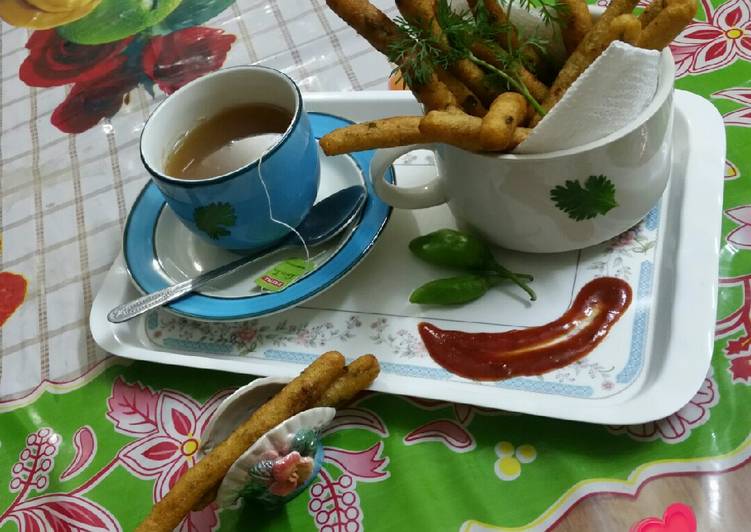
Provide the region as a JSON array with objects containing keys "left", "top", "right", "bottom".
[{"left": 140, "top": 66, "right": 320, "bottom": 252}]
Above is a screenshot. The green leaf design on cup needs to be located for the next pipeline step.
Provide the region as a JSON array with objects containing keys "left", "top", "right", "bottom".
[
  {"left": 194, "top": 202, "right": 237, "bottom": 239},
  {"left": 550, "top": 175, "right": 618, "bottom": 221}
]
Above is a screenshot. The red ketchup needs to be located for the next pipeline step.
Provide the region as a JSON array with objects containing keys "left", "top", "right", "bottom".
[{"left": 418, "top": 277, "right": 632, "bottom": 381}]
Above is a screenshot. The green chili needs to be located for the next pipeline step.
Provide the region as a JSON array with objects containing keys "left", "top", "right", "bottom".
[
  {"left": 409, "top": 229, "right": 494, "bottom": 270},
  {"left": 410, "top": 275, "right": 495, "bottom": 305},
  {"left": 409, "top": 229, "right": 537, "bottom": 301}
]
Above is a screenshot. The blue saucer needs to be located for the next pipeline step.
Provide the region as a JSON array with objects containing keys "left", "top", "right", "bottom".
[{"left": 123, "top": 112, "right": 394, "bottom": 321}]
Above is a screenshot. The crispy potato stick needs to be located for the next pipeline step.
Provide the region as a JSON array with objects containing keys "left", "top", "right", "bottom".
[
  {"left": 396, "top": 0, "right": 498, "bottom": 105},
  {"left": 193, "top": 485, "right": 218, "bottom": 512},
  {"left": 420, "top": 110, "right": 485, "bottom": 151},
  {"left": 609, "top": 14, "right": 642, "bottom": 46},
  {"left": 319, "top": 117, "right": 428, "bottom": 156},
  {"left": 509, "top": 127, "right": 531, "bottom": 149},
  {"left": 638, "top": 0, "right": 665, "bottom": 27},
  {"left": 469, "top": 41, "right": 549, "bottom": 103},
  {"left": 136, "top": 352, "right": 346, "bottom": 532},
  {"left": 435, "top": 68, "right": 487, "bottom": 116},
  {"left": 413, "top": 72, "right": 461, "bottom": 111},
  {"left": 467, "top": 0, "right": 546, "bottom": 74},
  {"left": 480, "top": 92, "right": 527, "bottom": 151},
  {"left": 450, "top": 59, "right": 499, "bottom": 106},
  {"left": 315, "top": 354, "right": 381, "bottom": 408},
  {"left": 533, "top": 0, "right": 640, "bottom": 124},
  {"left": 194, "top": 354, "right": 380, "bottom": 512},
  {"left": 559, "top": 0, "right": 593, "bottom": 55},
  {"left": 326, "top": 0, "right": 401, "bottom": 55},
  {"left": 325, "top": 0, "right": 457, "bottom": 111},
  {"left": 637, "top": 0, "right": 697, "bottom": 50}
]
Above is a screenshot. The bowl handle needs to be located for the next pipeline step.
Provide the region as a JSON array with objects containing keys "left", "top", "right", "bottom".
[{"left": 370, "top": 145, "right": 447, "bottom": 209}]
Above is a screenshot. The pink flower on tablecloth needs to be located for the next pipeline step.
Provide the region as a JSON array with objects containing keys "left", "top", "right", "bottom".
[
  {"left": 713, "top": 87, "right": 751, "bottom": 126},
  {"left": 308, "top": 408, "right": 390, "bottom": 532},
  {"left": 724, "top": 205, "right": 751, "bottom": 248},
  {"left": 630, "top": 502, "right": 697, "bottom": 532},
  {"left": 670, "top": 0, "right": 751, "bottom": 76},
  {"left": 108, "top": 378, "right": 230, "bottom": 532},
  {"left": 609, "top": 372, "right": 718, "bottom": 443},
  {"left": 729, "top": 355, "right": 751, "bottom": 382},
  {"left": 0, "top": 427, "right": 123, "bottom": 532},
  {"left": 399, "top": 397, "right": 510, "bottom": 453}
]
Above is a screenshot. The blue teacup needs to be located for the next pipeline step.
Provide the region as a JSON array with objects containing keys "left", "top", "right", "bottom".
[{"left": 140, "top": 66, "right": 320, "bottom": 252}]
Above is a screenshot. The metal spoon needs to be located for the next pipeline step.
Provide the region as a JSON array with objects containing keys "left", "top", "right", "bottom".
[{"left": 108, "top": 185, "right": 367, "bottom": 323}]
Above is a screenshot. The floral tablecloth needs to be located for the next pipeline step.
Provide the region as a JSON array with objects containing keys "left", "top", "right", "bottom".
[{"left": 1, "top": 1, "right": 750, "bottom": 530}]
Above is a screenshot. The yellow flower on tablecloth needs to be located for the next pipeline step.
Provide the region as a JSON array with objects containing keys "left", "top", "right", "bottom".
[
  {"left": 0, "top": 0, "right": 101, "bottom": 30},
  {"left": 494, "top": 441, "right": 537, "bottom": 481}
]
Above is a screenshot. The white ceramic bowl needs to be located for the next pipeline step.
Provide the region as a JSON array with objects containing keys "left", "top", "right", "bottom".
[{"left": 371, "top": 49, "right": 675, "bottom": 253}]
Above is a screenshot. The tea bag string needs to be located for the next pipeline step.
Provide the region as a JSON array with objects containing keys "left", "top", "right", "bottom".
[{"left": 257, "top": 147, "right": 311, "bottom": 261}]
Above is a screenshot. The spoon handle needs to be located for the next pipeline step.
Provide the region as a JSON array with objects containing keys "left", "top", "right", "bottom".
[{"left": 108, "top": 246, "right": 289, "bottom": 323}]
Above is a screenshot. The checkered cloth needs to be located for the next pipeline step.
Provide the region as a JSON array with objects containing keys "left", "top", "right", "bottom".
[{"left": 0, "top": 0, "right": 395, "bottom": 399}]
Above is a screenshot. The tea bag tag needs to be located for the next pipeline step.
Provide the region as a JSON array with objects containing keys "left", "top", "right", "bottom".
[{"left": 255, "top": 258, "right": 315, "bottom": 292}]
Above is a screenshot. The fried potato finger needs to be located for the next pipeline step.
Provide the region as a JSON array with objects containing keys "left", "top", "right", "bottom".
[
  {"left": 315, "top": 354, "right": 381, "bottom": 408},
  {"left": 533, "top": 0, "right": 640, "bottom": 124},
  {"left": 638, "top": 0, "right": 665, "bottom": 27},
  {"left": 319, "top": 117, "right": 428, "bottom": 156},
  {"left": 469, "top": 41, "right": 550, "bottom": 103},
  {"left": 195, "top": 354, "right": 381, "bottom": 512},
  {"left": 396, "top": 0, "right": 498, "bottom": 105},
  {"left": 420, "top": 110, "right": 485, "bottom": 152},
  {"left": 435, "top": 68, "right": 487, "bottom": 117},
  {"left": 609, "top": 14, "right": 642, "bottom": 45},
  {"left": 509, "top": 127, "right": 532, "bottom": 149},
  {"left": 637, "top": 0, "right": 697, "bottom": 50},
  {"left": 467, "top": 0, "right": 547, "bottom": 75},
  {"left": 559, "top": 0, "right": 594, "bottom": 55},
  {"left": 325, "top": 0, "right": 457, "bottom": 111},
  {"left": 421, "top": 109, "right": 530, "bottom": 152},
  {"left": 326, "top": 0, "right": 401, "bottom": 55},
  {"left": 480, "top": 92, "right": 527, "bottom": 151},
  {"left": 136, "top": 352, "right": 346, "bottom": 532}
]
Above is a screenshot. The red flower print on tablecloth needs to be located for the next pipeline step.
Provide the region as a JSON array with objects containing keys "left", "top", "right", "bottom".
[
  {"left": 0, "top": 271, "right": 27, "bottom": 327},
  {"left": 713, "top": 87, "right": 751, "bottom": 126},
  {"left": 143, "top": 27, "right": 236, "bottom": 95},
  {"left": 399, "top": 397, "right": 509, "bottom": 453},
  {"left": 671, "top": 0, "right": 751, "bottom": 77},
  {"left": 729, "top": 355, "right": 751, "bottom": 382},
  {"left": 609, "top": 372, "right": 719, "bottom": 443},
  {"left": 60, "top": 426, "right": 97, "bottom": 481},
  {"left": 716, "top": 273, "right": 751, "bottom": 383},
  {"left": 19, "top": 30, "right": 132, "bottom": 88},
  {"left": 107, "top": 377, "right": 231, "bottom": 532},
  {"left": 51, "top": 62, "right": 142, "bottom": 133},
  {"left": 16, "top": 2, "right": 237, "bottom": 134},
  {"left": 0, "top": 428, "right": 122, "bottom": 531}
]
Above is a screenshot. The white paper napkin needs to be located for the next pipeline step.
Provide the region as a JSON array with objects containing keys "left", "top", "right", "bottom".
[{"left": 514, "top": 41, "right": 661, "bottom": 154}]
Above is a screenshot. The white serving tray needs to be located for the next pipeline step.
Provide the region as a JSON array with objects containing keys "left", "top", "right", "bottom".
[{"left": 90, "top": 90, "right": 724, "bottom": 424}]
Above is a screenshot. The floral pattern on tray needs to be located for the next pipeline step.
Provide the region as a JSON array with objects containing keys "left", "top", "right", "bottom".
[{"left": 145, "top": 197, "right": 663, "bottom": 401}]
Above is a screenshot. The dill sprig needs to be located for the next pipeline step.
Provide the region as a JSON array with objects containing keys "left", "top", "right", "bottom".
[{"left": 387, "top": 0, "right": 566, "bottom": 116}]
